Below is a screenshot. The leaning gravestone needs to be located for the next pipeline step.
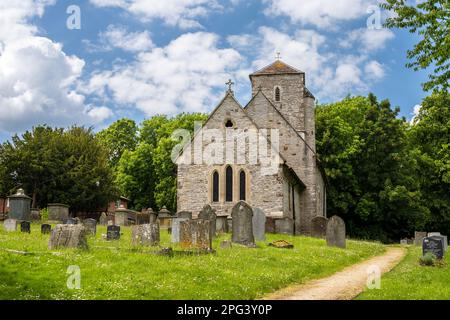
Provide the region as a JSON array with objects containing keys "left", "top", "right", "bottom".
[
  {"left": 107, "top": 225, "right": 121, "bottom": 241},
  {"left": 20, "top": 221, "right": 31, "bottom": 233},
  {"left": 311, "top": 216, "right": 328, "bottom": 238},
  {"left": 414, "top": 231, "right": 427, "bottom": 246},
  {"left": 326, "top": 215, "right": 346, "bottom": 249},
  {"left": 179, "top": 219, "right": 211, "bottom": 250},
  {"left": 231, "top": 201, "right": 255, "bottom": 247},
  {"left": 198, "top": 204, "right": 217, "bottom": 240},
  {"left": 252, "top": 208, "right": 266, "bottom": 241},
  {"left": 41, "top": 224, "right": 52, "bottom": 234},
  {"left": 82, "top": 218, "right": 97, "bottom": 236},
  {"left": 48, "top": 224, "right": 88, "bottom": 250},
  {"left": 423, "top": 236, "right": 445, "bottom": 259},
  {"left": 3, "top": 219, "right": 18, "bottom": 232},
  {"left": 131, "top": 223, "right": 160, "bottom": 246},
  {"left": 177, "top": 211, "right": 193, "bottom": 220},
  {"left": 171, "top": 217, "right": 189, "bottom": 243}
]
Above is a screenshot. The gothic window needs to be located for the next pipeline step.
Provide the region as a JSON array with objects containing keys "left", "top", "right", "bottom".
[
  {"left": 275, "top": 87, "right": 281, "bottom": 102},
  {"left": 212, "top": 171, "right": 219, "bottom": 202},
  {"left": 239, "top": 170, "right": 246, "bottom": 201},
  {"left": 226, "top": 166, "right": 233, "bottom": 202},
  {"left": 225, "top": 119, "right": 234, "bottom": 128}
]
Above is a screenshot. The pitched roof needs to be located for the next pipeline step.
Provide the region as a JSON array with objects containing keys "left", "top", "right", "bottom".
[{"left": 250, "top": 60, "right": 303, "bottom": 77}]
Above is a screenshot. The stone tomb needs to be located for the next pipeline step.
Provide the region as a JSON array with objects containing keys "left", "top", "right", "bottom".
[
  {"left": 131, "top": 223, "right": 160, "bottom": 246},
  {"left": 107, "top": 225, "right": 121, "bottom": 241},
  {"left": 423, "top": 236, "right": 445, "bottom": 259},
  {"left": 48, "top": 224, "right": 88, "bottom": 250},
  {"left": 311, "top": 216, "right": 328, "bottom": 238},
  {"left": 171, "top": 217, "right": 189, "bottom": 243},
  {"left": 326, "top": 215, "right": 346, "bottom": 249},
  {"left": 3, "top": 219, "right": 18, "bottom": 232},
  {"left": 231, "top": 201, "right": 255, "bottom": 247},
  {"left": 414, "top": 231, "right": 427, "bottom": 246},
  {"left": 41, "top": 224, "right": 52, "bottom": 234},
  {"left": 82, "top": 218, "right": 97, "bottom": 236},
  {"left": 252, "top": 208, "right": 266, "bottom": 241},
  {"left": 48, "top": 203, "right": 69, "bottom": 222},
  {"left": 198, "top": 204, "right": 217, "bottom": 240},
  {"left": 20, "top": 221, "right": 30, "bottom": 233},
  {"left": 179, "top": 219, "right": 212, "bottom": 251},
  {"left": 7, "top": 189, "right": 31, "bottom": 221}
]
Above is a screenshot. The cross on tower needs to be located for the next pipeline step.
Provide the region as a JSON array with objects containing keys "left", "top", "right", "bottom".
[
  {"left": 276, "top": 52, "right": 281, "bottom": 60},
  {"left": 226, "top": 79, "right": 234, "bottom": 93}
]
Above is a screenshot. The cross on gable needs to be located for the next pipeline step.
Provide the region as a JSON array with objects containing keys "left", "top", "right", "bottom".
[
  {"left": 226, "top": 79, "right": 234, "bottom": 92},
  {"left": 276, "top": 52, "right": 281, "bottom": 60}
]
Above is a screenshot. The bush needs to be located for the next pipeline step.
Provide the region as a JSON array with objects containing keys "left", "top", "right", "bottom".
[
  {"left": 419, "top": 252, "right": 437, "bottom": 266},
  {"left": 40, "top": 208, "right": 48, "bottom": 221}
]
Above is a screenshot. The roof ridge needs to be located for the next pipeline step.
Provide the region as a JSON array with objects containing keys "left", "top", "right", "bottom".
[{"left": 250, "top": 60, "right": 304, "bottom": 77}]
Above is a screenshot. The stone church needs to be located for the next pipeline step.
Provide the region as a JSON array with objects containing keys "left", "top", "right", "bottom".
[{"left": 176, "top": 59, "right": 327, "bottom": 235}]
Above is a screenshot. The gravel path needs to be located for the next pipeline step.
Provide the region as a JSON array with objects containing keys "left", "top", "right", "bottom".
[{"left": 263, "top": 247, "right": 406, "bottom": 300}]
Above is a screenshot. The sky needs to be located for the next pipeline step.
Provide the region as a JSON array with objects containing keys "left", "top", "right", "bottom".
[{"left": 0, "top": 0, "right": 429, "bottom": 142}]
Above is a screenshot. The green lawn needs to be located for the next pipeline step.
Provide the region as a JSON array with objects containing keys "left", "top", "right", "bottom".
[
  {"left": 357, "top": 246, "right": 450, "bottom": 300},
  {"left": 0, "top": 223, "right": 384, "bottom": 300}
]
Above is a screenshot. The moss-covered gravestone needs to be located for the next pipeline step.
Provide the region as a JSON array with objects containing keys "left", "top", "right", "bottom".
[{"left": 48, "top": 224, "right": 88, "bottom": 249}]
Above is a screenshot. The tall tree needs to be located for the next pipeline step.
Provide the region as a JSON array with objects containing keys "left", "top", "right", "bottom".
[{"left": 382, "top": 0, "right": 450, "bottom": 92}]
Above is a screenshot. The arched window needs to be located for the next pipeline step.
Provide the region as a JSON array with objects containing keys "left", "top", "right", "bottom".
[
  {"left": 239, "top": 170, "right": 246, "bottom": 201},
  {"left": 225, "top": 166, "right": 233, "bottom": 202},
  {"left": 212, "top": 171, "right": 219, "bottom": 202},
  {"left": 275, "top": 87, "right": 281, "bottom": 102}
]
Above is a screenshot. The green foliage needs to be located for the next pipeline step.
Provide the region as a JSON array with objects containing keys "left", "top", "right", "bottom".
[
  {"left": 0, "top": 225, "right": 384, "bottom": 299},
  {"left": 419, "top": 252, "right": 437, "bottom": 266},
  {"left": 381, "top": 0, "right": 450, "bottom": 92},
  {"left": 40, "top": 208, "right": 48, "bottom": 222}
]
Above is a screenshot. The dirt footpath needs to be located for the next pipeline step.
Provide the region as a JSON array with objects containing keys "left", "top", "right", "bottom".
[{"left": 263, "top": 247, "right": 406, "bottom": 300}]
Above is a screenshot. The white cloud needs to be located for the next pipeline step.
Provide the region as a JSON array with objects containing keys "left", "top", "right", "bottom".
[
  {"left": 96, "top": 25, "right": 154, "bottom": 52},
  {"left": 89, "top": 0, "right": 222, "bottom": 29},
  {"left": 340, "top": 28, "right": 395, "bottom": 52},
  {"left": 82, "top": 32, "right": 245, "bottom": 116},
  {"left": 264, "top": 0, "right": 375, "bottom": 28},
  {"left": 365, "top": 60, "right": 385, "bottom": 80},
  {"left": 410, "top": 104, "right": 421, "bottom": 124},
  {"left": 0, "top": 1, "right": 113, "bottom": 133}
]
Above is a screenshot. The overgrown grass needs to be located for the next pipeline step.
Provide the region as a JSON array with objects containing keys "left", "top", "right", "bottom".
[
  {"left": 0, "top": 223, "right": 384, "bottom": 300},
  {"left": 357, "top": 246, "right": 450, "bottom": 300}
]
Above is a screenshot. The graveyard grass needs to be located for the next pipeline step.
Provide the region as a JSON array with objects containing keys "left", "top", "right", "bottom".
[
  {"left": 357, "top": 245, "right": 450, "bottom": 300},
  {"left": 0, "top": 224, "right": 384, "bottom": 300}
]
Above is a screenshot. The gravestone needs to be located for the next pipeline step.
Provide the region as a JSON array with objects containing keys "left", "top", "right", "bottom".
[
  {"left": 198, "top": 204, "right": 217, "bottom": 240},
  {"left": 428, "top": 232, "right": 441, "bottom": 237},
  {"left": 65, "top": 218, "right": 78, "bottom": 225},
  {"left": 41, "top": 224, "right": 52, "bottom": 234},
  {"left": 171, "top": 218, "right": 189, "bottom": 243},
  {"left": 47, "top": 203, "right": 69, "bottom": 222},
  {"left": 107, "top": 225, "right": 121, "bottom": 241},
  {"left": 216, "top": 216, "right": 228, "bottom": 234},
  {"left": 179, "top": 219, "right": 211, "bottom": 250},
  {"left": 275, "top": 217, "right": 294, "bottom": 235},
  {"left": 3, "top": 219, "right": 18, "bottom": 232},
  {"left": 99, "top": 213, "right": 108, "bottom": 225},
  {"left": 114, "top": 206, "right": 129, "bottom": 226},
  {"left": 400, "top": 239, "right": 408, "bottom": 245},
  {"left": 422, "top": 236, "right": 445, "bottom": 259},
  {"left": 414, "top": 231, "right": 427, "bottom": 246},
  {"left": 231, "top": 201, "right": 255, "bottom": 247},
  {"left": 82, "top": 218, "right": 97, "bottom": 236},
  {"left": 227, "top": 217, "right": 232, "bottom": 232},
  {"left": 220, "top": 240, "right": 232, "bottom": 249},
  {"left": 326, "top": 215, "right": 346, "bottom": 249},
  {"left": 7, "top": 189, "right": 31, "bottom": 221},
  {"left": 20, "top": 221, "right": 30, "bottom": 233},
  {"left": 48, "top": 224, "right": 88, "bottom": 250},
  {"left": 252, "top": 208, "right": 266, "bottom": 241},
  {"left": 265, "top": 217, "right": 276, "bottom": 233},
  {"left": 311, "top": 216, "right": 328, "bottom": 238},
  {"left": 131, "top": 223, "right": 160, "bottom": 246},
  {"left": 30, "top": 209, "right": 41, "bottom": 221},
  {"left": 427, "top": 235, "right": 448, "bottom": 252},
  {"left": 177, "top": 211, "right": 193, "bottom": 220}
]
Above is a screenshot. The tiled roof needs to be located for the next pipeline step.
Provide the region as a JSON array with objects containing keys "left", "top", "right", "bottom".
[{"left": 250, "top": 60, "right": 303, "bottom": 76}]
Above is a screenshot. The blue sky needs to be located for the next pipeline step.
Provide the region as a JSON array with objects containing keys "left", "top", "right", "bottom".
[{"left": 0, "top": 0, "right": 429, "bottom": 141}]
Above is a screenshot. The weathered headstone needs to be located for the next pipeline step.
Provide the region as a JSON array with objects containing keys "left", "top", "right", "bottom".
[
  {"left": 107, "top": 225, "right": 121, "bottom": 241},
  {"left": 20, "top": 221, "right": 30, "bottom": 233},
  {"left": 428, "top": 232, "right": 441, "bottom": 237},
  {"left": 177, "top": 211, "right": 192, "bottom": 220},
  {"left": 400, "top": 239, "right": 408, "bottom": 245},
  {"left": 422, "top": 236, "right": 445, "bottom": 259},
  {"left": 41, "top": 224, "right": 52, "bottom": 234},
  {"left": 311, "top": 216, "right": 328, "bottom": 238},
  {"left": 275, "top": 217, "right": 294, "bottom": 235},
  {"left": 99, "top": 212, "right": 108, "bottom": 225},
  {"left": 216, "top": 216, "right": 228, "bottom": 234},
  {"left": 231, "top": 201, "right": 255, "bottom": 247},
  {"left": 171, "top": 218, "right": 189, "bottom": 243},
  {"left": 220, "top": 240, "right": 232, "bottom": 249},
  {"left": 252, "top": 208, "right": 266, "bottom": 241},
  {"left": 30, "top": 209, "right": 41, "bottom": 221},
  {"left": 82, "top": 218, "right": 97, "bottom": 236},
  {"left": 227, "top": 217, "right": 232, "bottom": 232},
  {"left": 48, "top": 224, "right": 88, "bottom": 249},
  {"left": 131, "top": 223, "right": 160, "bottom": 246},
  {"left": 179, "top": 219, "right": 211, "bottom": 250},
  {"left": 198, "top": 204, "right": 217, "bottom": 240},
  {"left": 47, "top": 203, "right": 69, "bottom": 222},
  {"left": 414, "top": 231, "right": 427, "bottom": 246},
  {"left": 7, "top": 189, "right": 31, "bottom": 220},
  {"left": 65, "top": 218, "right": 78, "bottom": 225},
  {"left": 326, "top": 215, "right": 346, "bottom": 249},
  {"left": 3, "top": 219, "right": 18, "bottom": 232}
]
